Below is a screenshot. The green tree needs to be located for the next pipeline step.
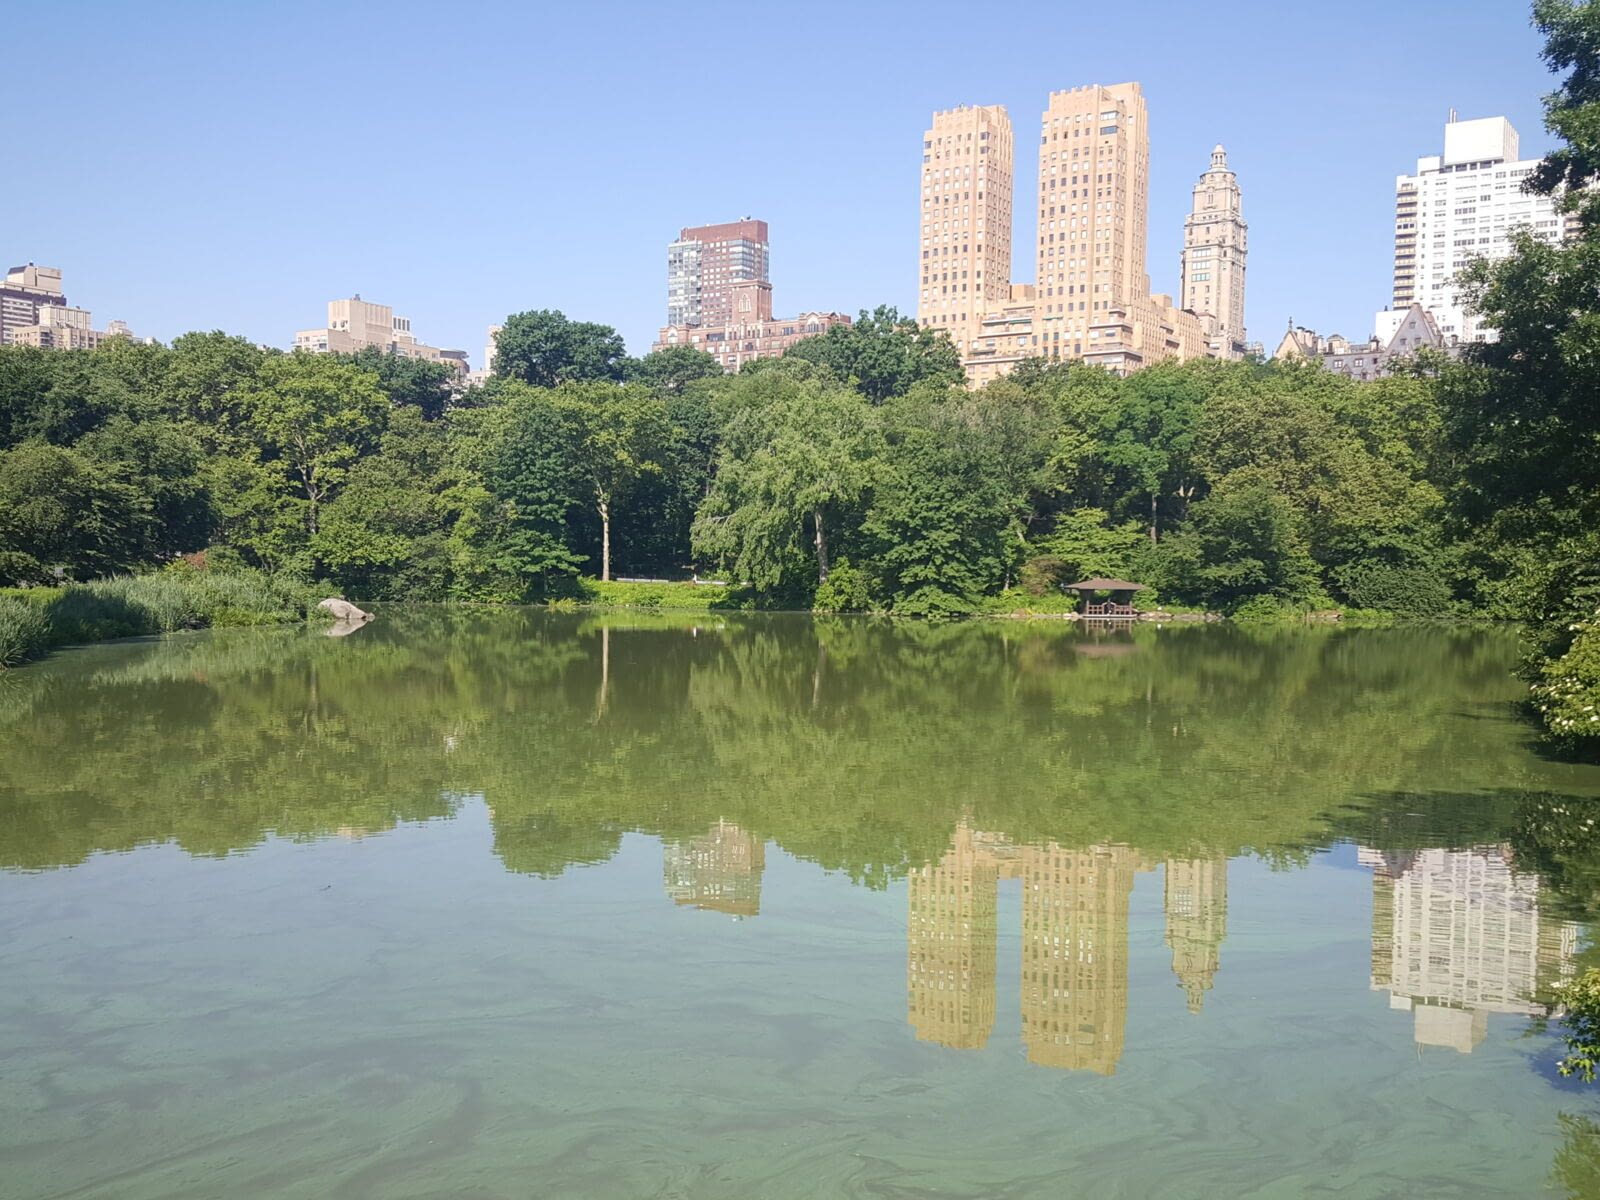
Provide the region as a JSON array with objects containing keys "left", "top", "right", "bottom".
[
  {"left": 784, "top": 306, "right": 962, "bottom": 403},
  {"left": 0, "top": 442, "right": 148, "bottom": 584},
  {"left": 693, "top": 375, "right": 880, "bottom": 595},
  {"left": 478, "top": 384, "right": 588, "bottom": 594},
  {"left": 492, "top": 310, "right": 628, "bottom": 388},
  {"left": 165, "top": 332, "right": 268, "bottom": 443},
  {"left": 554, "top": 382, "right": 670, "bottom": 581},
  {"left": 76, "top": 415, "right": 214, "bottom": 561},
  {"left": 1530, "top": 0, "right": 1600, "bottom": 223},
  {"left": 314, "top": 408, "right": 468, "bottom": 598},
  {"left": 1099, "top": 363, "right": 1208, "bottom": 542},
  {"left": 230, "top": 353, "right": 389, "bottom": 551},
  {"left": 863, "top": 399, "right": 1015, "bottom": 614},
  {"left": 1032, "top": 507, "right": 1147, "bottom": 583},
  {"left": 1197, "top": 363, "right": 1443, "bottom": 581},
  {"left": 627, "top": 345, "right": 722, "bottom": 393},
  {"left": 1154, "top": 472, "right": 1320, "bottom": 611},
  {"left": 1436, "top": 0, "right": 1600, "bottom": 748},
  {"left": 343, "top": 346, "right": 456, "bottom": 421}
]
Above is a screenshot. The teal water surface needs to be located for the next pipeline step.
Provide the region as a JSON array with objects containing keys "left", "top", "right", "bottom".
[{"left": 4, "top": 610, "right": 1600, "bottom": 1198}]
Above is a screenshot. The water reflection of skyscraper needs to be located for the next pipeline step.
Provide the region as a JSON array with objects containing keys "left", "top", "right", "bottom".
[
  {"left": 662, "top": 819, "right": 765, "bottom": 916},
  {"left": 1165, "top": 857, "right": 1229, "bottom": 1014},
  {"left": 908, "top": 825, "right": 999, "bottom": 1049},
  {"left": 1020, "top": 843, "right": 1139, "bottom": 1073},
  {"left": 906, "top": 824, "right": 1230, "bottom": 1073},
  {"left": 1360, "top": 844, "right": 1579, "bottom": 1054}
]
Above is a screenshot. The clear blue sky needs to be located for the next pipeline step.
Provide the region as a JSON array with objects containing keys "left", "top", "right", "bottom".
[{"left": 8, "top": 0, "right": 1556, "bottom": 365}]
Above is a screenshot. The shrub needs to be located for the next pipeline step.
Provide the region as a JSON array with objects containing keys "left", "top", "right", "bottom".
[
  {"left": 1556, "top": 967, "right": 1600, "bottom": 1082},
  {"left": 0, "top": 595, "right": 50, "bottom": 667},
  {"left": 0, "top": 568, "right": 315, "bottom": 663},
  {"left": 1017, "top": 555, "right": 1068, "bottom": 597},
  {"left": 979, "top": 586, "right": 1079, "bottom": 616},
  {"left": 813, "top": 563, "right": 874, "bottom": 613},
  {"left": 1229, "top": 594, "right": 1296, "bottom": 624},
  {"left": 892, "top": 586, "right": 975, "bottom": 621},
  {"left": 1333, "top": 560, "right": 1453, "bottom": 617},
  {"left": 577, "top": 579, "right": 726, "bottom": 611},
  {"left": 40, "top": 571, "right": 314, "bottom": 642},
  {"left": 1532, "top": 608, "right": 1600, "bottom": 751}
]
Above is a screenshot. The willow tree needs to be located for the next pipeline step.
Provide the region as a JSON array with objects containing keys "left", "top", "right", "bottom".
[{"left": 692, "top": 374, "right": 880, "bottom": 595}]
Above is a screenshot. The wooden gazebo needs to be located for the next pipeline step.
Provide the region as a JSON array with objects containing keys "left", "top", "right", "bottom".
[{"left": 1065, "top": 577, "right": 1147, "bottom": 618}]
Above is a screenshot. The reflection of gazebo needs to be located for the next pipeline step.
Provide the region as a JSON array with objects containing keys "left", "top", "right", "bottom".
[{"left": 1065, "top": 578, "right": 1147, "bottom": 618}]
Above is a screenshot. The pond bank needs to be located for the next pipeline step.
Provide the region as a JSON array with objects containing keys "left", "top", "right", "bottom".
[{"left": 0, "top": 571, "right": 319, "bottom": 668}]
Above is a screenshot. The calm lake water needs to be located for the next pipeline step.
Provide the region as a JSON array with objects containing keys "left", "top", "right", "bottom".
[{"left": 5, "top": 611, "right": 1600, "bottom": 1199}]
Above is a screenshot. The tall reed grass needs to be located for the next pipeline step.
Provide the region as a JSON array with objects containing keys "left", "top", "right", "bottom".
[{"left": 0, "top": 570, "right": 318, "bottom": 668}]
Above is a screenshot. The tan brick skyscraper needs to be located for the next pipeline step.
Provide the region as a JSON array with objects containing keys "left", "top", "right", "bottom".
[
  {"left": 1032, "top": 83, "right": 1149, "bottom": 362},
  {"left": 916, "top": 104, "right": 1013, "bottom": 354}
]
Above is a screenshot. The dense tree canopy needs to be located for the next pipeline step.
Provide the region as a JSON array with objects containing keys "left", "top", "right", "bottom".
[
  {"left": 491, "top": 309, "right": 629, "bottom": 388},
  {"left": 0, "top": 318, "right": 1490, "bottom": 615},
  {"left": 783, "top": 306, "right": 962, "bottom": 403}
]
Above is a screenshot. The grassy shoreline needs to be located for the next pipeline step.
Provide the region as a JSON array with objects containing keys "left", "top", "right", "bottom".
[
  {"left": 1, "top": 573, "right": 1497, "bottom": 669},
  {"left": 0, "top": 571, "right": 321, "bottom": 668}
]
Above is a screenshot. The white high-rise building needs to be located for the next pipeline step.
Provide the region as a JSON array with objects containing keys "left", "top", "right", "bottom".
[{"left": 1389, "top": 115, "right": 1573, "bottom": 344}]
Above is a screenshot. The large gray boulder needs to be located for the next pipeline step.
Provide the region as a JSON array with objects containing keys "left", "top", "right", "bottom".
[{"left": 317, "top": 597, "right": 373, "bottom": 623}]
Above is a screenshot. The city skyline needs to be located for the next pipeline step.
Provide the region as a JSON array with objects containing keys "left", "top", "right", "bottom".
[{"left": 5, "top": 2, "right": 1553, "bottom": 363}]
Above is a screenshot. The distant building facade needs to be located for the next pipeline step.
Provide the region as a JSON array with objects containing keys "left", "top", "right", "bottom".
[
  {"left": 1389, "top": 115, "right": 1577, "bottom": 344},
  {"left": 655, "top": 307, "right": 851, "bottom": 372},
  {"left": 1, "top": 263, "right": 66, "bottom": 345},
  {"left": 667, "top": 219, "right": 770, "bottom": 330},
  {"left": 3, "top": 266, "right": 146, "bottom": 350},
  {"left": 653, "top": 219, "right": 849, "bottom": 371},
  {"left": 294, "top": 295, "right": 466, "bottom": 375},
  {"left": 1274, "top": 303, "right": 1454, "bottom": 381},
  {"left": 9, "top": 305, "right": 102, "bottom": 350}
]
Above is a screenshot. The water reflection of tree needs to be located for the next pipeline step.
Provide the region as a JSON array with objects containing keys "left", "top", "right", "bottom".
[
  {"left": 1554, "top": 1114, "right": 1600, "bottom": 1199},
  {"left": 2, "top": 612, "right": 1597, "bottom": 899}
]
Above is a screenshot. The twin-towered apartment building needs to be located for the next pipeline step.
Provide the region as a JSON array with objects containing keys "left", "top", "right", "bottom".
[{"left": 919, "top": 82, "right": 1249, "bottom": 384}]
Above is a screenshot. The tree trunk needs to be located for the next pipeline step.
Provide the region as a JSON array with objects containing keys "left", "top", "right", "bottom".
[
  {"left": 812, "top": 508, "right": 830, "bottom": 583},
  {"left": 301, "top": 466, "right": 321, "bottom": 535},
  {"left": 594, "top": 626, "right": 610, "bottom": 721},
  {"left": 598, "top": 495, "right": 611, "bottom": 582},
  {"left": 1149, "top": 492, "right": 1158, "bottom": 545}
]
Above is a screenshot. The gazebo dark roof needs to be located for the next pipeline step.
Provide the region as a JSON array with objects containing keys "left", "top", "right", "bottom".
[{"left": 1064, "top": 578, "right": 1147, "bottom": 592}]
